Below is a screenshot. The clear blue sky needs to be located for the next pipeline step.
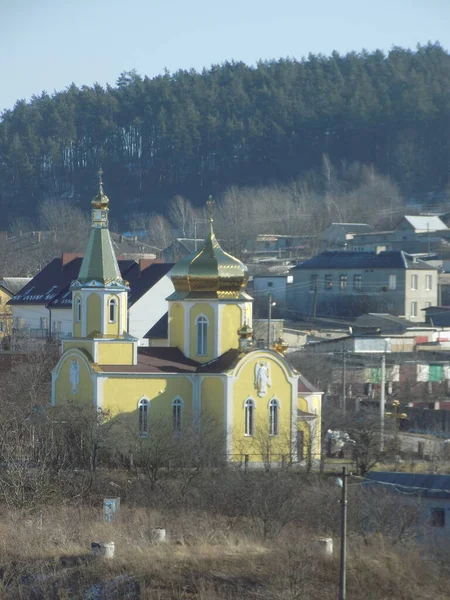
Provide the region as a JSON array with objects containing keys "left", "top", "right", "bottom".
[{"left": 1, "top": 0, "right": 449, "bottom": 113}]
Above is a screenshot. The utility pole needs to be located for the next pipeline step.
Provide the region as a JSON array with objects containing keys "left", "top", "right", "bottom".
[
  {"left": 312, "top": 277, "right": 318, "bottom": 321},
  {"left": 267, "top": 292, "right": 273, "bottom": 348},
  {"left": 339, "top": 466, "right": 349, "bottom": 600},
  {"left": 380, "top": 351, "right": 386, "bottom": 450},
  {"left": 342, "top": 346, "right": 347, "bottom": 415}
]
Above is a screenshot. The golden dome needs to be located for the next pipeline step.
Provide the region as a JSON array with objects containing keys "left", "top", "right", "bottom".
[
  {"left": 171, "top": 197, "right": 248, "bottom": 298},
  {"left": 91, "top": 168, "right": 109, "bottom": 210},
  {"left": 274, "top": 336, "right": 289, "bottom": 355}
]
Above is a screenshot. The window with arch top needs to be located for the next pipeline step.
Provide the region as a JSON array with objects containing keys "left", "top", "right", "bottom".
[
  {"left": 196, "top": 315, "right": 208, "bottom": 356},
  {"left": 172, "top": 397, "right": 183, "bottom": 432},
  {"left": 269, "top": 399, "right": 280, "bottom": 436},
  {"left": 138, "top": 398, "right": 149, "bottom": 437},
  {"left": 244, "top": 398, "right": 255, "bottom": 436},
  {"left": 75, "top": 297, "right": 81, "bottom": 322},
  {"left": 109, "top": 297, "right": 117, "bottom": 323}
]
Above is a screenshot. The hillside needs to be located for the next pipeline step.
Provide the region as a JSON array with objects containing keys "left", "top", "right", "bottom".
[{"left": 0, "top": 43, "right": 449, "bottom": 227}]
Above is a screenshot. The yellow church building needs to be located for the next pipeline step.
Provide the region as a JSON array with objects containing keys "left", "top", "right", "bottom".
[{"left": 52, "top": 176, "right": 322, "bottom": 465}]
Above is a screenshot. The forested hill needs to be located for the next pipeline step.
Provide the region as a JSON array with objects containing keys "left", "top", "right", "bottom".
[{"left": 1, "top": 43, "right": 450, "bottom": 227}]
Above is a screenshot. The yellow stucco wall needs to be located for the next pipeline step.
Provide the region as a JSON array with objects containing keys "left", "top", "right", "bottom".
[
  {"left": 232, "top": 355, "right": 293, "bottom": 462},
  {"left": 102, "top": 376, "right": 193, "bottom": 428},
  {"left": 169, "top": 302, "right": 184, "bottom": 351},
  {"left": 0, "top": 287, "right": 12, "bottom": 336},
  {"left": 54, "top": 353, "right": 94, "bottom": 406},
  {"left": 189, "top": 303, "right": 215, "bottom": 363},
  {"left": 86, "top": 293, "right": 101, "bottom": 336},
  {"left": 106, "top": 294, "right": 120, "bottom": 336},
  {"left": 201, "top": 377, "right": 225, "bottom": 428},
  {"left": 297, "top": 394, "right": 322, "bottom": 461},
  {"left": 62, "top": 340, "right": 94, "bottom": 358},
  {"left": 97, "top": 342, "right": 134, "bottom": 365},
  {"left": 72, "top": 293, "right": 82, "bottom": 337},
  {"left": 220, "top": 304, "right": 242, "bottom": 354}
]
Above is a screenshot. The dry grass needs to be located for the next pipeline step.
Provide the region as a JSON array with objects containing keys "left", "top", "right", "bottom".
[{"left": 0, "top": 506, "right": 448, "bottom": 599}]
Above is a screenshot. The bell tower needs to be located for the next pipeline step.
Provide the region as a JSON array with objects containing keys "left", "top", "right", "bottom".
[
  {"left": 167, "top": 197, "right": 253, "bottom": 362},
  {"left": 63, "top": 170, "right": 137, "bottom": 366}
]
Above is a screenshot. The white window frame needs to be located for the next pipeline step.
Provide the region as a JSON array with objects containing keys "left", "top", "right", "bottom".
[
  {"left": 425, "top": 274, "right": 432, "bottom": 291},
  {"left": 138, "top": 398, "right": 149, "bottom": 437},
  {"left": 172, "top": 397, "right": 183, "bottom": 433},
  {"left": 269, "top": 399, "right": 280, "bottom": 436},
  {"left": 410, "top": 301, "right": 418, "bottom": 318},
  {"left": 388, "top": 274, "right": 396, "bottom": 290},
  {"left": 108, "top": 297, "right": 117, "bottom": 323},
  {"left": 411, "top": 274, "right": 418, "bottom": 291},
  {"left": 339, "top": 274, "right": 347, "bottom": 290},
  {"left": 75, "top": 297, "right": 82, "bottom": 322},
  {"left": 244, "top": 398, "right": 255, "bottom": 436},
  {"left": 353, "top": 274, "right": 362, "bottom": 290},
  {"left": 196, "top": 314, "right": 208, "bottom": 356}
]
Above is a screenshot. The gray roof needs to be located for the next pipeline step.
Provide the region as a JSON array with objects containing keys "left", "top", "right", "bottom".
[
  {"left": 399, "top": 216, "right": 448, "bottom": 232},
  {"left": 0, "top": 277, "right": 32, "bottom": 294},
  {"left": 293, "top": 251, "right": 437, "bottom": 271},
  {"left": 365, "top": 471, "right": 450, "bottom": 499}
]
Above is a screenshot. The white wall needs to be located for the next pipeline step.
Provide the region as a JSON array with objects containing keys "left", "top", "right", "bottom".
[
  {"left": 128, "top": 274, "right": 174, "bottom": 340},
  {"left": 253, "top": 276, "right": 291, "bottom": 307}
]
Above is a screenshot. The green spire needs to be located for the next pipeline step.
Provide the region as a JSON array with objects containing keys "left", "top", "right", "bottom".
[{"left": 76, "top": 172, "right": 125, "bottom": 286}]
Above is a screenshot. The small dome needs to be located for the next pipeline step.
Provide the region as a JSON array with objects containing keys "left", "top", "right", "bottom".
[
  {"left": 91, "top": 168, "right": 109, "bottom": 210},
  {"left": 171, "top": 198, "right": 248, "bottom": 298}
]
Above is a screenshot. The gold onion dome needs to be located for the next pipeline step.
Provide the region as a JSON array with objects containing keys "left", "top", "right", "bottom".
[
  {"left": 171, "top": 196, "right": 249, "bottom": 298},
  {"left": 91, "top": 168, "right": 109, "bottom": 209},
  {"left": 238, "top": 323, "right": 254, "bottom": 338},
  {"left": 274, "top": 336, "right": 289, "bottom": 355}
]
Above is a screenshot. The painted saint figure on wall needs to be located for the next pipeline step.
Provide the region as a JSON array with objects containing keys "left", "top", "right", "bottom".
[
  {"left": 255, "top": 362, "right": 271, "bottom": 397},
  {"left": 70, "top": 359, "right": 80, "bottom": 395}
]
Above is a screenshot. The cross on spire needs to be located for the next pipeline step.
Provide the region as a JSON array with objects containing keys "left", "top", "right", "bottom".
[
  {"left": 98, "top": 167, "right": 104, "bottom": 194},
  {"left": 206, "top": 195, "right": 214, "bottom": 223}
]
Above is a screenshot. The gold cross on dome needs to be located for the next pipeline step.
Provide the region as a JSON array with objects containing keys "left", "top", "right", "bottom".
[
  {"left": 98, "top": 167, "right": 104, "bottom": 194},
  {"left": 206, "top": 195, "right": 214, "bottom": 222}
]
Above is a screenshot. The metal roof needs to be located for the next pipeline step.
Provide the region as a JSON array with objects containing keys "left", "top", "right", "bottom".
[
  {"left": 293, "top": 251, "right": 437, "bottom": 271},
  {"left": 401, "top": 215, "right": 448, "bottom": 231},
  {"left": 365, "top": 471, "right": 450, "bottom": 498}
]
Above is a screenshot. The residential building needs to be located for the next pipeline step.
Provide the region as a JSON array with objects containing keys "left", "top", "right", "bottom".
[
  {"left": 320, "top": 223, "right": 374, "bottom": 249},
  {"left": 9, "top": 254, "right": 174, "bottom": 343},
  {"left": 52, "top": 179, "right": 323, "bottom": 465},
  {"left": 253, "top": 273, "right": 293, "bottom": 315},
  {"left": 364, "top": 472, "right": 450, "bottom": 551},
  {"left": 0, "top": 278, "right": 30, "bottom": 339},
  {"left": 288, "top": 251, "right": 438, "bottom": 321}
]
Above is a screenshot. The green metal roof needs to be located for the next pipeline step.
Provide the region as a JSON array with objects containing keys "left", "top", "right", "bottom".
[{"left": 77, "top": 227, "right": 124, "bottom": 285}]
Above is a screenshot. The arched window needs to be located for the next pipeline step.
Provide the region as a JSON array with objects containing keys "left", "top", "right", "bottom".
[
  {"left": 172, "top": 397, "right": 183, "bottom": 432},
  {"left": 138, "top": 398, "right": 149, "bottom": 437},
  {"left": 269, "top": 399, "right": 280, "bottom": 436},
  {"left": 75, "top": 297, "right": 81, "bottom": 322},
  {"left": 196, "top": 315, "right": 208, "bottom": 356},
  {"left": 244, "top": 399, "right": 255, "bottom": 436},
  {"left": 109, "top": 298, "right": 117, "bottom": 323}
]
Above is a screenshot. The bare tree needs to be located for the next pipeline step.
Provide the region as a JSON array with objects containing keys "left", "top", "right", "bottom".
[{"left": 168, "top": 195, "right": 194, "bottom": 237}]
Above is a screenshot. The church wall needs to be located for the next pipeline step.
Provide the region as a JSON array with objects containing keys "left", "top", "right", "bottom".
[
  {"left": 221, "top": 304, "right": 242, "bottom": 353},
  {"left": 106, "top": 294, "right": 121, "bottom": 337},
  {"left": 101, "top": 375, "right": 193, "bottom": 423},
  {"left": 189, "top": 303, "right": 215, "bottom": 363},
  {"left": 232, "top": 356, "right": 293, "bottom": 462},
  {"left": 62, "top": 340, "right": 94, "bottom": 359},
  {"left": 169, "top": 302, "right": 184, "bottom": 351},
  {"left": 86, "top": 293, "right": 101, "bottom": 336},
  {"left": 97, "top": 342, "right": 134, "bottom": 365},
  {"left": 201, "top": 377, "right": 225, "bottom": 429},
  {"left": 298, "top": 394, "right": 322, "bottom": 461},
  {"left": 73, "top": 293, "right": 81, "bottom": 337},
  {"left": 54, "top": 355, "right": 94, "bottom": 406}
]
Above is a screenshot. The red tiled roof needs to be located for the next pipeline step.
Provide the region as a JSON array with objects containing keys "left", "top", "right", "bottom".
[{"left": 298, "top": 374, "right": 320, "bottom": 394}]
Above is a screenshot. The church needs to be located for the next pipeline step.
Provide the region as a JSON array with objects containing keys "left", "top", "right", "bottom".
[{"left": 51, "top": 176, "right": 322, "bottom": 465}]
